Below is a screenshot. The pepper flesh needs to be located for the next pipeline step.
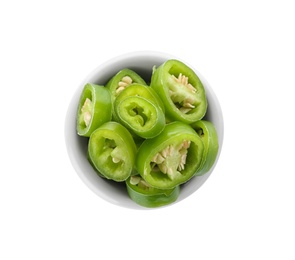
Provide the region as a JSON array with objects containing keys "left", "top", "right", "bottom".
[
  {"left": 88, "top": 121, "right": 137, "bottom": 181},
  {"left": 76, "top": 83, "right": 112, "bottom": 137},
  {"left": 136, "top": 121, "right": 204, "bottom": 189},
  {"left": 106, "top": 69, "right": 147, "bottom": 118},
  {"left": 126, "top": 175, "right": 180, "bottom": 208},
  {"left": 150, "top": 59, "right": 207, "bottom": 124},
  {"left": 191, "top": 120, "right": 219, "bottom": 176},
  {"left": 114, "top": 83, "right": 165, "bottom": 114},
  {"left": 113, "top": 83, "right": 165, "bottom": 138}
]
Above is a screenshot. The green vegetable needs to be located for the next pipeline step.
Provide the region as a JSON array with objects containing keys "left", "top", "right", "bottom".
[
  {"left": 191, "top": 120, "right": 219, "bottom": 176},
  {"left": 126, "top": 175, "right": 180, "bottom": 208},
  {"left": 76, "top": 83, "right": 112, "bottom": 137},
  {"left": 114, "top": 83, "right": 165, "bottom": 139},
  {"left": 151, "top": 59, "right": 207, "bottom": 124},
  {"left": 106, "top": 69, "right": 147, "bottom": 117},
  {"left": 136, "top": 121, "right": 204, "bottom": 189},
  {"left": 114, "top": 83, "right": 165, "bottom": 114},
  {"left": 75, "top": 59, "right": 220, "bottom": 208},
  {"left": 88, "top": 121, "right": 137, "bottom": 181}
]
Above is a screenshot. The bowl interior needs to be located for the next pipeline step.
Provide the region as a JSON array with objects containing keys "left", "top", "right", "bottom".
[{"left": 65, "top": 51, "right": 224, "bottom": 209}]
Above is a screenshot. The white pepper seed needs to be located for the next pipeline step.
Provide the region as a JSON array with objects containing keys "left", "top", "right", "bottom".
[
  {"left": 151, "top": 140, "right": 191, "bottom": 179},
  {"left": 112, "top": 157, "right": 121, "bottom": 163},
  {"left": 130, "top": 175, "right": 141, "bottom": 185},
  {"left": 81, "top": 98, "right": 92, "bottom": 126},
  {"left": 170, "top": 74, "right": 197, "bottom": 114},
  {"left": 116, "top": 76, "right": 133, "bottom": 94},
  {"left": 83, "top": 112, "right": 92, "bottom": 127}
]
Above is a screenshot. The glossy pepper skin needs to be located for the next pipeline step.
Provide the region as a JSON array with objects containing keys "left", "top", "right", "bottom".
[
  {"left": 191, "top": 120, "right": 219, "bottom": 176},
  {"left": 106, "top": 69, "right": 147, "bottom": 117},
  {"left": 136, "top": 121, "right": 204, "bottom": 189},
  {"left": 150, "top": 59, "right": 207, "bottom": 124},
  {"left": 114, "top": 83, "right": 165, "bottom": 114},
  {"left": 114, "top": 84, "right": 165, "bottom": 139},
  {"left": 88, "top": 121, "right": 137, "bottom": 182},
  {"left": 76, "top": 83, "right": 112, "bottom": 137},
  {"left": 126, "top": 175, "right": 180, "bottom": 208}
]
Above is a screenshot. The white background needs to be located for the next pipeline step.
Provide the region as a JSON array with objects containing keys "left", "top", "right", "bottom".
[{"left": 1, "top": 0, "right": 295, "bottom": 259}]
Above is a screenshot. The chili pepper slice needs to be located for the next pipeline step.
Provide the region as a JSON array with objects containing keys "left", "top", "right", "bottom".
[
  {"left": 191, "top": 120, "right": 219, "bottom": 176},
  {"left": 88, "top": 121, "right": 137, "bottom": 182},
  {"left": 114, "top": 95, "right": 165, "bottom": 139},
  {"left": 150, "top": 59, "right": 207, "bottom": 124},
  {"left": 126, "top": 175, "right": 180, "bottom": 208},
  {"left": 136, "top": 121, "right": 204, "bottom": 189},
  {"left": 76, "top": 83, "right": 112, "bottom": 137},
  {"left": 114, "top": 83, "right": 165, "bottom": 114},
  {"left": 87, "top": 151, "right": 105, "bottom": 178},
  {"left": 106, "top": 69, "right": 147, "bottom": 116}
]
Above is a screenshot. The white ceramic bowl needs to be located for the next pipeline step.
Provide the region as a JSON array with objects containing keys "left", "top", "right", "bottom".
[{"left": 64, "top": 51, "right": 224, "bottom": 209}]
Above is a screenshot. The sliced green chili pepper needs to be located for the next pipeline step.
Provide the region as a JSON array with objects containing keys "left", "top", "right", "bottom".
[
  {"left": 136, "top": 121, "right": 204, "bottom": 189},
  {"left": 114, "top": 83, "right": 165, "bottom": 114},
  {"left": 151, "top": 59, "right": 207, "bottom": 124},
  {"left": 191, "top": 120, "right": 219, "bottom": 176},
  {"left": 106, "top": 69, "right": 147, "bottom": 116},
  {"left": 114, "top": 85, "right": 165, "bottom": 139},
  {"left": 76, "top": 83, "right": 112, "bottom": 137},
  {"left": 88, "top": 121, "right": 137, "bottom": 182},
  {"left": 126, "top": 175, "right": 180, "bottom": 208},
  {"left": 87, "top": 151, "right": 105, "bottom": 178}
]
